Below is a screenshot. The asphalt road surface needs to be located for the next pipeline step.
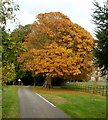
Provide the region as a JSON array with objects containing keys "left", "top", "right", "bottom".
[{"left": 18, "top": 86, "right": 73, "bottom": 119}]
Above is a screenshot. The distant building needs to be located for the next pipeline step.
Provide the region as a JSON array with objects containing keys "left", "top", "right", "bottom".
[{"left": 90, "top": 67, "right": 108, "bottom": 82}]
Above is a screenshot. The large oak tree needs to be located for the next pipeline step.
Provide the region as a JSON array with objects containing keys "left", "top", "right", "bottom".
[{"left": 18, "top": 12, "right": 95, "bottom": 88}]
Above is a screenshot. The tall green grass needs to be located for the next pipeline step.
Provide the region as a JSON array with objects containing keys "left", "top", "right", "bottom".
[
  {"left": 33, "top": 87, "right": 107, "bottom": 119},
  {"left": 58, "top": 94, "right": 106, "bottom": 119},
  {"left": 2, "top": 86, "right": 20, "bottom": 118}
]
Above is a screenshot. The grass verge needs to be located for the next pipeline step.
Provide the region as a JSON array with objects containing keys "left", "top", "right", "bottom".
[
  {"left": 32, "top": 87, "right": 107, "bottom": 119},
  {"left": 2, "top": 86, "right": 20, "bottom": 118}
]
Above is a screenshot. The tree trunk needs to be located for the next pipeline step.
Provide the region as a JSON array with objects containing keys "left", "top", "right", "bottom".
[
  {"left": 43, "top": 76, "right": 53, "bottom": 89},
  {"left": 93, "top": 71, "right": 99, "bottom": 93}
]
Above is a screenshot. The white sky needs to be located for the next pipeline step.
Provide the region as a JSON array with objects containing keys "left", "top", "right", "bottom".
[{"left": 7, "top": 0, "right": 106, "bottom": 38}]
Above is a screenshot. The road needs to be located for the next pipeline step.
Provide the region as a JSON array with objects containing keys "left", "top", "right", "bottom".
[{"left": 18, "top": 86, "right": 73, "bottom": 119}]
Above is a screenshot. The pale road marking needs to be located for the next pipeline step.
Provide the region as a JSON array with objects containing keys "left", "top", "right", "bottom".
[{"left": 34, "top": 92, "right": 56, "bottom": 107}]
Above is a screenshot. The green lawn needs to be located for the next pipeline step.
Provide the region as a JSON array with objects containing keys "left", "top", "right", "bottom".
[
  {"left": 1, "top": 85, "right": 107, "bottom": 119},
  {"left": 33, "top": 87, "right": 107, "bottom": 119},
  {"left": 2, "top": 86, "right": 20, "bottom": 118}
]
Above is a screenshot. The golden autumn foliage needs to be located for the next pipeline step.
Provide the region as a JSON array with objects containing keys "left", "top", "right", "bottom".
[
  {"left": 18, "top": 43, "right": 83, "bottom": 78},
  {"left": 18, "top": 12, "right": 95, "bottom": 81}
]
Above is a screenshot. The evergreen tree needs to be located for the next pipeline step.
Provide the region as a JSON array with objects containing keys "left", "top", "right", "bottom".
[{"left": 92, "top": 0, "right": 108, "bottom": 75}]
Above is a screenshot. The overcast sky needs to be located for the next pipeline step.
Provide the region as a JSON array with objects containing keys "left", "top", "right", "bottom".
[{"left": 7, "top": 0, "right": 106, "bottom": 38}]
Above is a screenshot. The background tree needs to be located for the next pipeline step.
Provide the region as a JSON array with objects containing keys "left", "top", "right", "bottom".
[
  {"left": 0, "top": 0, "right": 19, "bottom": 26},
  {"left": 2, "top": 29, "right": 17, "bottom": 84},
  {"left": 10, "top": 24, "right": 32, "bottom": 83},
  {"left": 92, "top": 0, "right": 108, "bottom": 76},
  {"left": 18, "top": 12, "right": 95, "bottom": 88},
  {"left": 1, "top": 0, "right": 19, "bottom": 84}
]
